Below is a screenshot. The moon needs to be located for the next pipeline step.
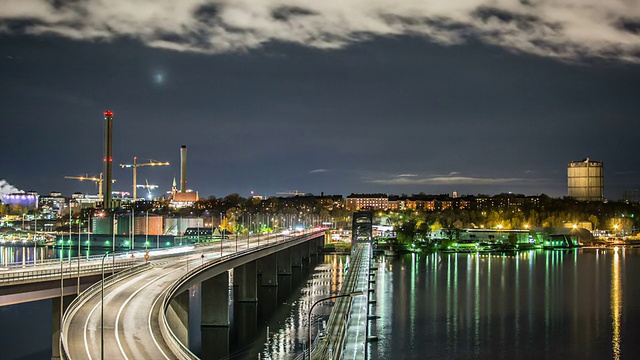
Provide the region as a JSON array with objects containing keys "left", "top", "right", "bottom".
[{"left": 153, "top": 72, "right": 165, "bottom": 85}]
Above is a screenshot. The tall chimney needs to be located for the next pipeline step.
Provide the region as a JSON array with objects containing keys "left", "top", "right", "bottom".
[
  {"left": 102, "top": 110, "right": 114, "bottom": 208},
  {"left": 180, "top": 145, "right": 187, "bottom": 193}
]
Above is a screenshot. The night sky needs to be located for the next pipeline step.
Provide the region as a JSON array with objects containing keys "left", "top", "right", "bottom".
[{"left": 1, "top": 1, "right": 640, "bottom": 200}]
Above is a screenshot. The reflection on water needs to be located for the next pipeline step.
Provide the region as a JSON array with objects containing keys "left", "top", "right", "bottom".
[
  {"left": 369, "top": 249, "right": 640, "bottom": 360},
  {"left": 611, "top": 248, "right": 622, "bottom": 360},
  {"left": 0, "top": 245, "right": 95, "bottom": 266},
  {"left": 2, "top": 249, "right": 636, "bottom": 360},
  {"left": 198, "top": 254, "right": 349, "bottom": 360}
]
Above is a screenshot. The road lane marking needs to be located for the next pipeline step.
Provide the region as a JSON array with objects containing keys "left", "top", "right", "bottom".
[
  {"left": 83, "top": 283, "right": 122, "bottom": 360},
  {"left": 148, "top": 267, "right": 185, "bottom": 360},
  {"left": 115, "top": 272, "right": 168, "bottom": 360}
]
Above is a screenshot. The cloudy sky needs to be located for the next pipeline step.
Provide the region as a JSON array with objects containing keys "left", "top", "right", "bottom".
[{"left": 1, "top": 0, "right": 639, "bottom": 200}]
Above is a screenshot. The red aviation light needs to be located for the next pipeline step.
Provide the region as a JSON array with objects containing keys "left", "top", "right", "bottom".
[{"left": 104, "top": 110, "right": 114, "bottom": 117}]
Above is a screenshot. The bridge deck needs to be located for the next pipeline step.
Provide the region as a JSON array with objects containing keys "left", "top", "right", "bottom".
[
  {"left": 60, "top": 230, "right": 325, "bottom": 360},
  {"left": 302, "top": 242, "right": 372, "bottom": 360}
]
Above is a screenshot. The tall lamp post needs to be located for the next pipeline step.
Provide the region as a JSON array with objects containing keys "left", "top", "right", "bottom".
[
  {"left": 101, "top": 251, "right": 112, "bottom": 360},
  {"left": 112, "top": 214, "right": 116, "bottom": 275},
  {"left": 34, "top": 215, "right": 37, "bottom": 265},
  {"left": 145, "top": 209, "right": 151, "bottom": 250},
  {"left": 306, "top": 291, "right": 364, "bottom": 360},
  {"left": 77, "top": 211, "right": 81, "bottom": 294},
  {"left": 220, "top": 212, "right": 225, "bottom": 257}
]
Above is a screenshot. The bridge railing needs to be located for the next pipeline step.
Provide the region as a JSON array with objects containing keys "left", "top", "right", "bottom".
[
  {"left": 0, "top": 257, "right": 144, "bottom": 285},
  {"left": 159, "top": 230, "right": 325, "bottom": 360},
  {"left": 296, "top": 243, "right": 369, "bottom": 360},
  {"left": 60, "top": 261, "right": 152, "bottom": 360}
]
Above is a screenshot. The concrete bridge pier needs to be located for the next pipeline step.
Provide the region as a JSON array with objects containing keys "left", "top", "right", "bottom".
[
  {"left": 291, "top": 245, "right": 303, "bottom": 267},
  {"left": 235, "top": 261, "right": 258, "bottom": 302},
  {"left": 259, "top": 254, "right": 278, "bottom": 286},
  {"left": 315, "top": 237, "right": 325, "bottom": 256},
  {"left": 202, "top": 271, "right": 230, "bottom": 327},
  {"left": 301, "top": 241, "right": 311, "bottom": 262},
  {"left": 166, "top": 289, "right": 190, "bottom": 348},
  {"left": 277, "top": 248, "right": 292, "bottom": 275},
  {"left": 52, "top": 295, "right": 74, "bottom": 360},
  {"left": 309, "top": 239, "right": 318, "bottom": 257}
]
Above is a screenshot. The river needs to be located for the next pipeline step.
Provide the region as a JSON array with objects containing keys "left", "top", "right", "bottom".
[
  {"left": 368, "top": 248, "right": 640, "bottom": 360},
  {"left": 2, "top": 248, "right": 639, "bottom": 359}
]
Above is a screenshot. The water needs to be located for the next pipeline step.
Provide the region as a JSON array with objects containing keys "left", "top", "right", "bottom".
[
  {"left": 0, "top": 238, "right": 175, "bottom": 266},
  {"left": 1, "top": 245, "right": 99, "bottom": 266},
  {"left": 368, "top": 248, "right": 640, "bottom": 360},
  {"left": 202, "top": 254, "right": 350, "bottom": 360},
  {"left": 7, "top": 247, "right": 635, "bottom": 360}
]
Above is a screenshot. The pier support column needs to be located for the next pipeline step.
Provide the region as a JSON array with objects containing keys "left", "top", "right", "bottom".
[
  {"left": 291, "top": 245, "right": 303, "bottom": 267},
  {"left": 189, "top": 284, "right": 202, "bottom": 355},
  {"left": 277, "top": 248, "right": 292, "bottom": 275},
  {"left": 309, "top": 239, "right": 318, "bottom": 257},
  {"left": 261, "top": 254, "right": 278, "bottom": 286},
  {"left": 235, "top": 261, "right": 258, "bottom": 302},
  {"left": 51, "top": 295, "right": 73, "bottom": 360},
  {"left": 202, "top": 272, "right": 230, "bottom": 326},
  {"left": 301, "top": 241, "right": 310, "bottom": 262},
  {"left": 317, "top": 237, "right": 324, "bottom": 254},
  {"left": 166, "top": 290, "right": 190, "bottom": 347}
]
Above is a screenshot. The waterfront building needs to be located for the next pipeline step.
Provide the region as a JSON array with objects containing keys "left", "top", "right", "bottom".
[
  {"left": 346, "top": 193, "right": 391, "bottom": 211},
  {"left": 38, "top": 191, "right": 67, "bottom": 217},
  {"left": 1, "top": 192, "right": 39, "bottom": 210},
  {"left": 568, "top": 158, "right": 604, "bottom": 201}
]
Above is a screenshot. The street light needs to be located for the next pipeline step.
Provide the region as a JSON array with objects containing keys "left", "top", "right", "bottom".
[
  {"left": 101, "top": 251, "right": 111, "bottom": 360},
  {"left": 77, "top": 211, "right": 81, "bottom": 294},
  {"left": 146, "top": 210, "right": 149, "bottom": 250},
  {"left": 306, "top": 290, "right": 364, "bottom": 360},
  {"left": 219, "top": 212, "right": 223, "bottom": 257},
  {"left": 34, "top": 215, "right": 37, "bottom": 265}
]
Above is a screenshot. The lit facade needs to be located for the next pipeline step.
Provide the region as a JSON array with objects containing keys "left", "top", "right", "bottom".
[
  {"left": 1, "top": 193, "right": 39, "bottom": 210},
  {"left": 346, "top": 194, "right": 390, "bottom": 211},
  {"left": 568, "top": 158, "right": 604, "bottom": 201}
]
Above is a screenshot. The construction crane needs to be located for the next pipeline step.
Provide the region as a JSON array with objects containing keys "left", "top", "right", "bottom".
[
  {"left": 276, "top": 190, "right": 307, "bottom": 196},
  {"left": 119, "top": 157, "right": 170, "bottom": 200},
  {"left": 136, "top": 179, "right": 159, "bottom": 200},
  {"left": 64, "top": 173, "right": 116, "bottom": 198}
]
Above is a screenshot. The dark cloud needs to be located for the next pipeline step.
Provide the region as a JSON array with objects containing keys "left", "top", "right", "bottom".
[{"left": 0, "top": 2, "right": 639, "bottom": 200}]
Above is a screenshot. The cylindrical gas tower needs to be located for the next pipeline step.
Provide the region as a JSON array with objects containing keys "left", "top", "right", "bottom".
[
  {"left": 567, "top": 158, "right": 604, "bottom": 201},
  {"left": 103, "top": 110, "right": 114, "bottom": 208},
  {"left": 180, "top": 145, "right": 187, "bottom": 193}
]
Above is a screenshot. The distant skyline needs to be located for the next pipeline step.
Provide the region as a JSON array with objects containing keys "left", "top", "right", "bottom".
[{"left": 1, "top": 1, "right": 640, "bottom": 200}]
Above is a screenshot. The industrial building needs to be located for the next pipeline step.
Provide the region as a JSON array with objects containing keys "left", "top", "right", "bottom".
[
  {"left": 102, "top": 110, "right": 115, "bottom": 209},
  {"left": 1, "top": 192, "right": 39, "bottom": 210},
  {"left": 568, "top": 158, "right": 604, "bottom": 201},
  {"left": 168, "top": 145, "right": 199, "bottom": 207}
]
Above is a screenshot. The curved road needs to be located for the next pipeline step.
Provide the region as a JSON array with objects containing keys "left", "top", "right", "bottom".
[
  {"left": 66, "top": 258, "right": 185, "bottom": 359},
  {"left": 62, "top": 232, "right": 310, "bottom": 359}
]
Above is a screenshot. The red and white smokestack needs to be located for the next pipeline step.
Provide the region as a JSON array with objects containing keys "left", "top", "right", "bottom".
[{"left": 180, "top": 145, "right": 187, "bottom": 193}]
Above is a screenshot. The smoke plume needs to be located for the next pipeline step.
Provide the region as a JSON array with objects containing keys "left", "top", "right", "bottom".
[{"left": 0, "top": 180, "right": 24, "bottom": 196}]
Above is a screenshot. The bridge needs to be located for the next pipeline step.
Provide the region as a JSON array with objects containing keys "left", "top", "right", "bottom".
[
  {"left": 1, "top": 228, "right": 376, "bottom": 359},
  {"left": 301, "top": 242, "right": 374, "bottom": 360},
  {"left": 60, "top": 230, "right": 319, "bottom": 358}
]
